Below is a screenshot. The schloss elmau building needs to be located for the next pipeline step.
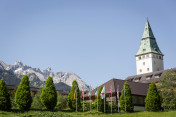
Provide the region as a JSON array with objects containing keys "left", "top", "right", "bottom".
[{"left": 85, "top": 19, "right": 176, "bottom": 111}]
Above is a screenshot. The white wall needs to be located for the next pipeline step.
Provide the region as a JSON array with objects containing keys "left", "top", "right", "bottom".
[{"left": 136, "top": 53, "right": 163, "bottom": 75}]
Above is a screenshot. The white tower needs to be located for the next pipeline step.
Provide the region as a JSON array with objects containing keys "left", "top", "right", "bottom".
[{"left": 136, "top": 19, "right": 164, "bottom": 75}]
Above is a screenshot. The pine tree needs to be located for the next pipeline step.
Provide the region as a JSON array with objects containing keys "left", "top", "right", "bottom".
[
  {"left": 120, "top": 81, "right": 133, "bottom": 112},
  {"left": 15, "top": 75, "right": 32, "bottom": 111},
  {"left": 67, "top": 80, "right": 81, "bottom": 110},
  {"left": 40, "top": 76, "right": 57, "bottom": 110},
  {"left": 0, "top": 79, "right": 11, "bottom": 110},
  {"left": 145, "top": 81, "right": 161, "bottom": 111}
]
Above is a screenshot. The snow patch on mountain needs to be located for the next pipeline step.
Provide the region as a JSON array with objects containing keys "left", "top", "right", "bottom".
[{"left": 0, "top": 60, "right": 91, "bottom": 90}]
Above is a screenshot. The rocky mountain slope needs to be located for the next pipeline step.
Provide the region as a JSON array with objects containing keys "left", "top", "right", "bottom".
[{"left": 0, "top": 60, "right": 90, "bottom": 90}]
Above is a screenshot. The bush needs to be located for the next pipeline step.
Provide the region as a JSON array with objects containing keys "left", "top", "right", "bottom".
[
  {"left": 145, "top": 81, "right": 161, "bottom": 111},
  {"left": 0, "top": 79, "right": 11, "bottom": 110},
  {"left": 56, "top": 93, "right": 67, "bottom": 110},
  {"left": 10, "top": 87, "right": 17, "bottom": 109},
  {"left": 67, "top": 80, "right": 81, "bottom": 110},
  {"left": 120, "top": 81, "right": 133, "bottom": 112},
  {"left": 31, "top": 89, "right": 44, "bottom": 109},
  {"left": 15, "top": 75, "right": 32, "bottom": 111},
  {"left": 40, "top": 76, "right": 57, "bottom": 110}
]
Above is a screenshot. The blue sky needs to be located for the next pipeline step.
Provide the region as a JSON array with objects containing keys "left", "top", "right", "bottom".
[{"left": 0, "top": 0, "right": 176, "bottom": 87}]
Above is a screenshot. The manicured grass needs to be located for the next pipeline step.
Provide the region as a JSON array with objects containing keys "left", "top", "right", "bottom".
[{"left": 0, "top": 109, "right": 176, "bottom": 117}]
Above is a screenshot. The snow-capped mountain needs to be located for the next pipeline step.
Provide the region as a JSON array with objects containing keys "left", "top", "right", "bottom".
[{"left": 0, "top": 60, "right": 91, "bottom": 90}]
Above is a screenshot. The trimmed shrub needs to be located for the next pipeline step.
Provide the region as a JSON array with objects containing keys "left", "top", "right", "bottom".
[
  {"left": 40, "top": 76, "right": 57, "bottom": 110},
  {"left": 120, "top": 81, "right": 133, "bottom": 112},
  {"left": 15, "top": 75, "right": 32, "bottom": 111},
  {"left": 145, "top": 81, "right": 161, "bottom": 111},
  {"left": 0, "top": 79, "right": 11, "bottom": 110},
  {"left": 94, "top": 86, "right": 108, "bottom": 112},
  {"left": 67, "top": 80, "right": 81, "bottom": 110}
]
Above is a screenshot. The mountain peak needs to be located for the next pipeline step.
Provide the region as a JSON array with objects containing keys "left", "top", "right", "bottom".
[{"left": 14, "top": 61, "right": 23, "bottom": 66}]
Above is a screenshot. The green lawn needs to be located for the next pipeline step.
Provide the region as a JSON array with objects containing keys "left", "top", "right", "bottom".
[{"left": 0, "top": 110, "right": 176, "bottom": 117}]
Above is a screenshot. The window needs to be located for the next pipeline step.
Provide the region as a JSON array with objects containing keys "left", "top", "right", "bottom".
[
  {"left": 154, "top": 61, "right": 156, "bottom": 64},
  {"left": 134, "top": 77, "right": 141, "bottom": 82},
  {"left": 156, "top": 55, "right": 158, "bottom": 59},
  {"left": 138, "top": 56, "right": 141, "bottom": 60},
  {"left": 140, "top": 69, "right": 142, "bottom": 73},
  {"left": 142, "top": 55, "right": 145, "bottom": 59},
  {"left": 155, "top": 74, "right": 161, "bottom": 78},
  {"left": 143, "top": 49, "right": 146, "bottom": 51},
  {"left": 143, "top": 62, "right": 145, "bottom": 65},
  {"left": 159, "top": 56, "right": 162, "bottom": 59},
  {"left": 147, "top": 68, "right": 149, "bottom": 71},
  {"left": 157, "top": 68, "right": 159, "bottom": 71},
  {"left": 147, "top": 54, "right": 149, "bottom": 58},
  {"left": 146, "top": 75, "right": 152, "bottom": 80},
  {"left": 153, "top": 55, "right": 155, "bottom": 58}
]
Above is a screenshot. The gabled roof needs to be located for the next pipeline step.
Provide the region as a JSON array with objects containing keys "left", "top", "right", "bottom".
[
  {"left": 136, "top": 19, "right": 163, "bottom": 56},
  {"left": 85, "top": 78, "right": 149, "bottom": 98}
]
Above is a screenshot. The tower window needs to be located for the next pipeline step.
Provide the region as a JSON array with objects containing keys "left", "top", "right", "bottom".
[
  {"left": 143, "top": 49, "right": 146, "bottom": 51},
  {"left": 142, "top": 55, "right": 145, "bottom": 59},
  {"left": 157, "top": 68, "right": 159, "bottom": 71},
  {"left": 154, "top": 61, "right": 156, "bottom": 64},
  {"left": 147, "top": 68, "right": 149, "bottom": 71},
  {"left": 138, "top": 57, "right": 141, "bottom": 60},
  {"left": 159, "top": 56, "right": 162, "bottom": 59},
  {"left": 147, "top": 54, "right": 149, "bottom": 58},
  {"left": 140, "top": 69, "right": 142, "bottom": 73},
  {"left": 156, "top": 56, "right": 158, "bottom": 59},
  {"left": 153, "top": 55, "right": 155, "bottom": 58},
  {"left": 143, "top": 62, "right": 145, "bottom": 66}
]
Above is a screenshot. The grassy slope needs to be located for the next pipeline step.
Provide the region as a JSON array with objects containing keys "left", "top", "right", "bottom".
[{"left": 0, "top": 110, "right": 176, "bottom": 117}]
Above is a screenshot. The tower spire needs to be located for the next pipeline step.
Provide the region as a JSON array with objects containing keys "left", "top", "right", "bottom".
[{"left": 142, "top": 19, "right": 155, "bottom": 39}]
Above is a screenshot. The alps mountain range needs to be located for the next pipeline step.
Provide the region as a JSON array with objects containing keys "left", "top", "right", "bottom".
[{"left": 0, "top": 60, "right": 91, "bottom": 91}]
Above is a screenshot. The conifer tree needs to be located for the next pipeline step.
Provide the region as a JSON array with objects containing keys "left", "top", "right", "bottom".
[
  {"left": 15, "top": 75, "right": 32, "bottom": 111},
  {"left": 67, "top": 80, "right": 81, "bottom": 110},
  {"left": 120, "top": 81, "right": 133, "bottom": 112},
  {"left": 0, "top": 79, "right": 11, "bottom": 110},
  {"left": 40, "top": 76, "right": 57, "bottom": 110},
  {"left": 94, "top": 86, "right": 108, "bottom": 112},
  {"left": 145, "top": 81, "right": 161, "bottom": 111}
]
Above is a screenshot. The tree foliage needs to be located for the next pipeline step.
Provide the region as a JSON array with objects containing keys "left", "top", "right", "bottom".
[
  {"left": 145, "top": 81, "right": 161, "bottom": 111},
  {"left": 40, "top": 76, "right": 57, "bottom": 110},
  {"left": 56, "top": 93, "right": 67, "bottom": 110},
  {"left": 120, "top": 81, "right": 133, "bottom": 112},
  {"left": 31, "top": 89, "right": 43, "bottom": 109},
  {"left": 0, "top": 79, "right": 11, "bottom": 110},
  {"left": 94, "top": 86, "right": 108, "bottom": 112},
  {"left": 158, "top": 70, "right": 176, "bottom": 110},
  {"left": 15, "top": 75, "right": 32, "bottom": 111},
  {"left": 67, "top": 80, "right": 81, "bottom": 110}
]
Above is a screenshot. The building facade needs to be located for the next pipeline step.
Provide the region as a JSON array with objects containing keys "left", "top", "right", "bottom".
[{"left": 136, "top": 19, "right": 164, "bottom": 75}]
